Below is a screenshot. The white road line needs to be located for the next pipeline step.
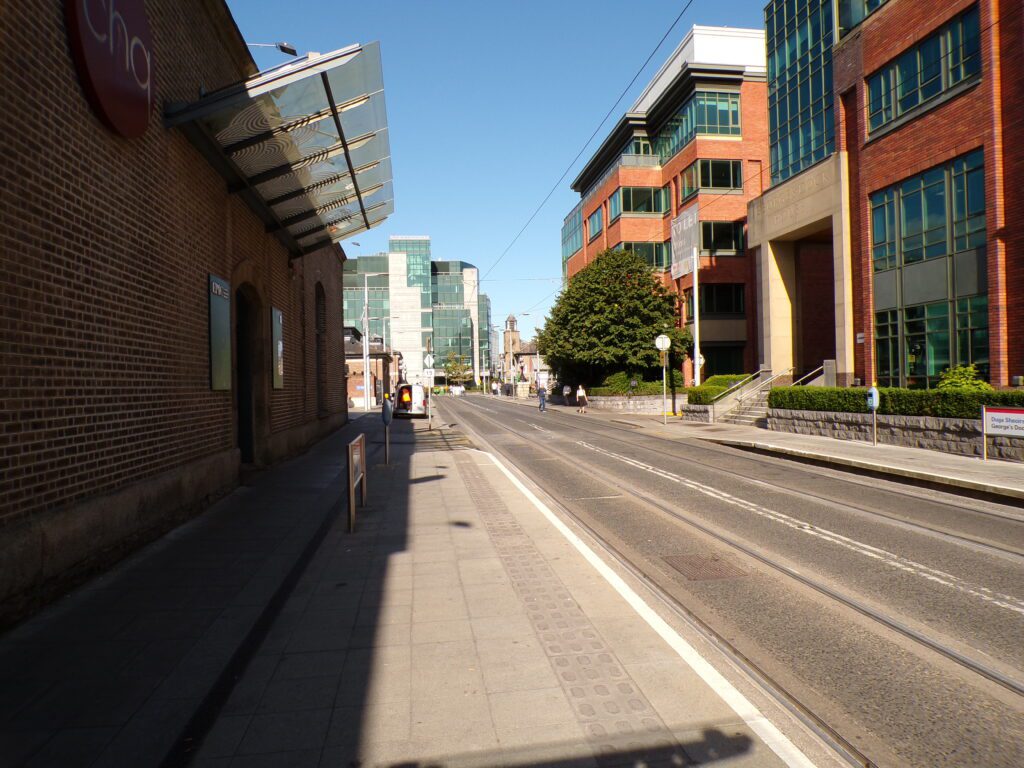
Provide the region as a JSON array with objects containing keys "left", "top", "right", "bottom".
[
  {"left": 578, "top": 440, "right": 1024, "bottom": 617},
  {"left": 528, "top": 423, "right": 551, "bottom": 433},
  {"left": 482, "top": 448, "right": 819, "bottom": 768}
]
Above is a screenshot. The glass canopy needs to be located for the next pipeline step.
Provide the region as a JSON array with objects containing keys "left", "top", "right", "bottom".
[{"left": 166, "top": 42, "right": 393, "bottom": 256}]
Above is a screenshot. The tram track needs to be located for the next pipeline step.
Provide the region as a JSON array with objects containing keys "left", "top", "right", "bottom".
[
  {"left": 441, "top": 396, "right": 1024, "bottom": 767},
  {"left": 475, "top": 397, "right": 1024, "bottom": 558}
]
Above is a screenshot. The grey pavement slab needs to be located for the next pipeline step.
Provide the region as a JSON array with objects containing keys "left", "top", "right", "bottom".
[
  {"left": 184, "top": 419, "right": 816, "bottom": 768},
  {"left": 0, "top": 416, "right": 381, "bottom": 768}
]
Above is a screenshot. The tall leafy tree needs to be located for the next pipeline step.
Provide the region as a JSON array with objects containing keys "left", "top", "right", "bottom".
[
  {"left": 442, "top": 351, "right": 473, "bottom": 386},
  {"left": 537, "top": 249, "right": 690, "bottom": 384}
]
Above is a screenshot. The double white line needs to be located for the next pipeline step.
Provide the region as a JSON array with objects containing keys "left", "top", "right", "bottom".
[{"left": 578, "top": 441, "right": 1024, "bottom": 617}]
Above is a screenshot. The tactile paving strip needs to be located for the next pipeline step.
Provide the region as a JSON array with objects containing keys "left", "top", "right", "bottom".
[{"left": 456, "top": 456, "right": 689, "bottom": 765}]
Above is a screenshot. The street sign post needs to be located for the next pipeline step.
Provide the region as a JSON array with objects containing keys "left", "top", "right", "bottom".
[
  {"left": 381, "top": 398, "right": 392, "bottom": 464},
  {"left": 656, "top": 334, "right": 671, "bottom": 425},
  {"left": 424, "top": 354, "right": 435, "bottom": 430}
]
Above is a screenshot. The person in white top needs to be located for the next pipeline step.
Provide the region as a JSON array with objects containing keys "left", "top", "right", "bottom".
[{"left": 576, "top": 385, "right": 588, "bottom": 414}]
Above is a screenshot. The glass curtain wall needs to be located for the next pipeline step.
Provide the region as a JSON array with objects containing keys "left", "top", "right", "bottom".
[
  {"left": 342, "top": 255, "right": 390, "bottom": 343},
  {"left": 766, "top": 0, "right": 835, "bottom": 183},
  {"left": 390, "top": 237, "right": 433, "bottom": 353},
  {"left": 431, "top": 261, "right": 475, "bottom": 382},
  {"left": 478, "top": 294, "right": 492, "bottom": 376}
]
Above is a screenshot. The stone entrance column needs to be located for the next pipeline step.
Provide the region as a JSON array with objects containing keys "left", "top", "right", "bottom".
[
  {"left": 759, "top": 240, "right": 796, "bottom": 375},
  {"left": 832, "top": 152, "right": 855, "bottom": 386}
]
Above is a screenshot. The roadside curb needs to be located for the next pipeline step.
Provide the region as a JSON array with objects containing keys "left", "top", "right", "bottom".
[{"left": 708, "top": 438, "right": 1024, "bottom": 505}]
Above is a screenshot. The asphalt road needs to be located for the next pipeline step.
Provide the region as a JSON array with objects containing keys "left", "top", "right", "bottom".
[{"left": 438, "top": 395, "right": 1024, "bottom": 768}]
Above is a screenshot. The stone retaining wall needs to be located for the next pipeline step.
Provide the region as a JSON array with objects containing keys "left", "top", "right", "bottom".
[
  {"left": 679, "top": 404, "right": 713, "bottom": 423},
  {"left": 768, "top": 409, "right": 1024, "bottom": 462},
  {"left": 550, "top": 394, "right": 682, "bottom": 414}
]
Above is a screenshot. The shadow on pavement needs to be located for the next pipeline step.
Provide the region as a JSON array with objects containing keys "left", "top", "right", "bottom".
[{"left": 380, "top": 728, "right": 752, "bottom": 767}]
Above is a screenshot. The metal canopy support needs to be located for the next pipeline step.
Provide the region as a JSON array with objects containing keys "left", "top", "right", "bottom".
[
  {"left": 321, "top": 72, "right": 370, "bottom": 231},
  {"left": 165, "top": 42, "right": 393, "bottom": 256}
]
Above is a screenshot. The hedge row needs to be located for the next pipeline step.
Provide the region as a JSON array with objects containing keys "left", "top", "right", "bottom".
[
  {"left": 684, "top": 385, "right": 727, "bottom": 405},
  {"left": 702, "top": 374, "right": 747, "bottom": 389},
  {"left": 768, "top": 386, "right": 1024, "bottom": 419}
]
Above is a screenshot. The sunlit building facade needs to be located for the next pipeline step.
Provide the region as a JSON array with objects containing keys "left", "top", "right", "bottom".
[
  {"left": 344, "top": 238, "right": 489, "bottom": 386},
  {"left": 562, "top": 26, "right": 769, "bottom": 379},
  {"left": 749, "top": 0, "right": 1021, "bottom": 388}
]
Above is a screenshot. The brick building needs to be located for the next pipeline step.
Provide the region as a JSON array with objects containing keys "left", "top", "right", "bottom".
[
  {"left": 562, "top": 26, "right": 768, "bottom": 380},
  {"left": 0, "top": 0, "right": 392, "bottom": 622},
  {"left": 749, "top": 0, "right": 1020, "bottom": 388}
]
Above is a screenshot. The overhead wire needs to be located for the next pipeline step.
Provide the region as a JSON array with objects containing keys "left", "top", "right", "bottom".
[{"left": 479, "top": 0, "right": 700, "bottom": 285}]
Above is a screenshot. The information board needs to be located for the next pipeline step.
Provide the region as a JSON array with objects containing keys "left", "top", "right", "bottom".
[
  {"left": 208, "top": 275, "right": 231, "bottom": 391},
  {"left": 984, "top": 407, "right": 1024, "bottom": 438},
  {"left": 272, "top": 307, "right": 284, "bottom": 389},
  {"left": 670, "top": 203, "right": 699, "bottom": 279}
]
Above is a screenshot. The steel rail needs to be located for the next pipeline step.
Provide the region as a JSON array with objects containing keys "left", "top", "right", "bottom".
[
  {"left": 486, "top": 396, "right": 1024, "bottom": 537},
  {"left": 444, "top": 398, "right": 1024, "bottom": 700},
  {"left": 440, "top": 398, "right": 876, "bottom": 768}
]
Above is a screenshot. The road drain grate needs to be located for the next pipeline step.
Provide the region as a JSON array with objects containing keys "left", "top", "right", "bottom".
[{"left": 663, "top": 554, "right": 746, "bottom": 581}]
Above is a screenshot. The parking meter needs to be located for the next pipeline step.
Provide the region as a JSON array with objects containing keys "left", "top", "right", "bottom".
[
  {"left": 866, "top": 386, "right": 880, "bottom": 411},
  {"left": 867, "top": 386, "right": 879, "bottom": 445}
]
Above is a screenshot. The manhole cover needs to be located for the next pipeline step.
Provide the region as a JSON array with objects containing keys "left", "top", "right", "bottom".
[{"left": 663, "top": 554, "right": 746, "bottom": 581}]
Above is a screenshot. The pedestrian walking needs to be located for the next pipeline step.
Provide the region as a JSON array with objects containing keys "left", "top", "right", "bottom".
[
  {"left": 562, "top": 383, "right": 571, "bottom": 404},
  {"left": 537, "top": 384, "right": 547, "bottom": 412},
  {"left": 491, "top": 381, "right": 499, "bottom": 397},
  {"left": 576, "top": 384, "right": 588, "bottom": 414}
]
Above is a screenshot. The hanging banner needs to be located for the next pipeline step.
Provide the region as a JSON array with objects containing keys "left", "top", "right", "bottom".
[{"left": 670, "top": 203, "right": 699, "bottom": 279}]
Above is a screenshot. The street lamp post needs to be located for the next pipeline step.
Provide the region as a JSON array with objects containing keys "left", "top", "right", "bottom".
[
  {"left": 354, "top": 269, "right": 389, "bottom": 413},
  {"left": 656, "top": 334, "right": 671, "bottom": 425}
]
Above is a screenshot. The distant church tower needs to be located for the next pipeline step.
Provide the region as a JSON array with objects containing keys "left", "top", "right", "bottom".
[{"left": 502, "top": 315, "right": 521, "bottom": 382}]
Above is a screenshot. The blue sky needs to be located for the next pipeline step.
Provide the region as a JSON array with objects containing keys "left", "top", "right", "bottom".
[{"left": 230, "top": 1, "right": 767, "bottom": 339}]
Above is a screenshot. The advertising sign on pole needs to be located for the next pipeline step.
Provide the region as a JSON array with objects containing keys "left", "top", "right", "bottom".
[{"left": 670, "top": 203, "right": 699, "bottom": 279}]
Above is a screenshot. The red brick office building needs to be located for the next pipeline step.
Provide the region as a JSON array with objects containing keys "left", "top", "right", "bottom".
[
  {"left": 750, "top": 0, "right": 1020, "bottom": 388},
  {"left": 834, "top": 0, "right": 1021, "bottom": 388},
  {"left": 0, "top": 0, "right": 393, "bottom": 622},
  {"left": 562, "top": 26, "right": 768, "bottom": 379}
]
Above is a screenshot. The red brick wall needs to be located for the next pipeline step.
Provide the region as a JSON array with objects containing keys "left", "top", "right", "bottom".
[
  {"left": 566, "top": 79, "right": 769, "bottom": 376},
  {"left": 0, "top": 0, "right": 347, "bottom": 523},
  {"left": 833, "top": 0, "right": 1016, "bottom": 385}
]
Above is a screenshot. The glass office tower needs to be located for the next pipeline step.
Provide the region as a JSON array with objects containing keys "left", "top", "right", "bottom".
[
  {"left": 431, "top": 261, "right": 474, "bottom": 373},
  {"left": 342, "top": 254, "right": 390, "bottom": 344}
]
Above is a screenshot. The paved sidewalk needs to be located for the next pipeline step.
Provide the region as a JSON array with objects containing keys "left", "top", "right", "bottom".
[
  {"left": 0, "top": 415, "right": 380, "bottom": 768},
  {"left": 489, "top": 395, "right": 1024, "bottom": 504},
  {"left": 187, "top": 419, "right": 819, "bottom": 767}
]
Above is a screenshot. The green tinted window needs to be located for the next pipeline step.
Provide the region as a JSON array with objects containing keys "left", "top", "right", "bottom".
[
  {"left": 654, "top": 91, "right": 741, "bottom": 163},
  {"left": 867, "top": 7, "right": 981, "bottom": 133}
]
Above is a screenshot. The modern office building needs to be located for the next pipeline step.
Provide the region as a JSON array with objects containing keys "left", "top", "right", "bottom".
[
  {"left": 749, "top": 0, "right": 1020, "bottom": 387},
  {"left": 343, "top": 238, "right": 490, "bottom": 386},
  {"left": 562, "top": 26, "right": 769, "bottom": 378}
]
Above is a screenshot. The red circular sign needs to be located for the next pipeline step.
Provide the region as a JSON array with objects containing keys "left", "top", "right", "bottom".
[{"left": 66, "top": 0, "right": 154, "bottom": 139}]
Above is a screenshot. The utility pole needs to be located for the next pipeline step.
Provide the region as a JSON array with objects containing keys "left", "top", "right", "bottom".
[{"left": 362, "top": 272, "right": 370, "bottom": 412}]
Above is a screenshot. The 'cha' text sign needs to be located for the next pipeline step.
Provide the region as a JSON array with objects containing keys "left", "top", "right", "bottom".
[{"left": 984, "top": 407, "right": 1024, "bottom": 438}]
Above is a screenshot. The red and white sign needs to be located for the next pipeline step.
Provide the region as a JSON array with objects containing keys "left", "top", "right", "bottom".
[
  {"left": 66, "top": 0, "right": 154, "bottom": 139},
  {"left": 984, "top": 407, "right": 1024, "bottom": 438}
]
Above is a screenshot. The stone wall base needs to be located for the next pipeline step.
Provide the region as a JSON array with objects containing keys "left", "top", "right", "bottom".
[
  {"left": 679, "top": 405, "right": 713, "bottom": 422},
  {"left": 1, "top": 412, "right": 349, "bottom": 629},
  {"left": 767, "top": 408, "right": 1023, "bottom": 462}
]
